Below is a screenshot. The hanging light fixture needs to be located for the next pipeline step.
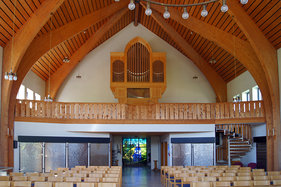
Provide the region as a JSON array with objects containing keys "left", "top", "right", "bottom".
[
  {"left": 182, "top": 7, "right": 189, "bottom": 19},
  {"left": 4, "top": 0, "right": 17, "bottom": 81},
  {"left": 163, "top": 6, "right": 170, "bottom": 19},
  {"left": 201, "top": 5, "right": 208, "bottom": 17},
  {"left": 128, "top": 0, "right": 136, "bottom": 10},
  {"left": 240, "top": 0, "right": 248, "bottom": 5},
  {"left": 145, "top": 2, "right": 152, "bottom": 16},
  {"left": 221, "top": 0, "right": 228, "bottom": 13},
  {"left": 44, "top": 14, "right": 54, "bottom": 102},
  {"left": 63, "top": 57, "right": 70, "bottom": 63},
  {"left": 209, "top": 42, "right": 217, "bottom": 64}
]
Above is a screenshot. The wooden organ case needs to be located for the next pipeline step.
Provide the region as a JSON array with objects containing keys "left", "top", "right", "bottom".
[{"left": 110, "top": 37, "right": 166, "bottom": 104}]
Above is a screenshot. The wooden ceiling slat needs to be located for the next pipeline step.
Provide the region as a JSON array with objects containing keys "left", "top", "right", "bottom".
[{"left": 31, "top": 67, "right": 48, "bottom": 81}]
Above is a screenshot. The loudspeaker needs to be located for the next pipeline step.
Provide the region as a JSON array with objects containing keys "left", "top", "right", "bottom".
[{"left": 13, "top": 140, "right": 18, "bottom": 149}]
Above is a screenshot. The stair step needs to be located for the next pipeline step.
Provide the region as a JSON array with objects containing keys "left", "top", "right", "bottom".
[
  {"left": 230, "top": 144, "right": 251, "bottom": 147},
  {"left": 230, "top": 148, "right": 250, "bottom": 150}
]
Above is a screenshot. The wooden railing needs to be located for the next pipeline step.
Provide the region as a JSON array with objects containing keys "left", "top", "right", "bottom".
[{"left": 15, "top": 100, "right": 265, "bottom": 123}]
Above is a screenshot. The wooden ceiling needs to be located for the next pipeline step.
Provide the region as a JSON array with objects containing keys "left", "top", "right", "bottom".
[{"left": 1, "top": 0, "right": 280, "bottom": 83}]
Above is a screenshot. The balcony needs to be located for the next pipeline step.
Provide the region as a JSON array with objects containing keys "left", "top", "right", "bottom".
[{"left": 15, "top": 100, "right": 265, "bottom": 124}]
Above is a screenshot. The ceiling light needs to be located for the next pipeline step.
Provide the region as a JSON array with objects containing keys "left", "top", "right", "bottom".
[
  {"left": 240, "top": 0, "right": 248, "bottom": 5},
  {"left": 4, "top": 69, "right": 17, "bottom": 81},
  {"left": 44, "top": 94, "right": 53, "bottom": 102},
  {"left": 63, "top": 57, "right": 70, "bottom": 63},
  {"left": 182, "top": 7, "right": 189, "bottom": 19},
  {"left": 145, "top": 2, "right": 152, "bottom": 16},
  {"left": 201, "top": 5, "right": 208, "bottom": 17},
  {"left": 163, "top": 6, "right": 170, "bottom": 19},
  {"left": 221, "top": 0, "right": 228, "bottom": 13},
  {"left": 128, "top": 0, "right": 135, "bottom": 10}
]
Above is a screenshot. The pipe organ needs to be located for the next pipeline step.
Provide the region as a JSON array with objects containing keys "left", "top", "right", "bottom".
[{"left": 110, "top": 37, "right": 166, "bottom": 104}]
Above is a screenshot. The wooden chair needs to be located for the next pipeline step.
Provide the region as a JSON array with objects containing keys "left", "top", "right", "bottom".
[
  {"left": 83, "top": 178, "right": 100, "bottom": 183},
  {"left": 64, "top": 177, "right": 81, "bottom": 182},
  {"left": 34, "top": 182, "right": 53, "bottom": 187},
  {"left": 101, "top": 178, "right": 119, "bottom": 183},
  {"left": 77, "top": 183, "right": 97, "bottom": 187},
  {"left": 9, "top": 173, "right": 23, "bottom": 177},
  {"left": 267, "top": 171, "right": 281, "bottom": 176},
  {"left": 253, "top": 180, "right": 271, "bottom": 186},
  {"left": 39, "top": 174, "right": 52, "bottom": 177},
  {"left": 181, "top": 177, "right": 199, "bottom": 187},
  {"left": 0, "top": 177, "right": 10, "bottom": 181},
  {"left": 93, "top": 171, "right": 106, "bottom": 174},
  {"left": 271, "top": 175, "right": 281, "bottom": 180},
  {"left": 218, "top": 176, "right": 236, "bottom": 182},
  {"left": 253, "top": 169, "right": 264, "bottom": 172},
  {"left": 75, "top": 166, "right": 86, "bottom": 170},
  {"left": 233, "top": 181, "right": 253, "bottom": 186},
  {"left": 12, "top": 181, "right": 31, "bottom": 187},
  {"left": 212, "top": 181, "right": 231, "bottom": 187},
  {"left": 237, "top": 173, "right": 251, "bottom": 176},
  {"left": 272, "top": 180, "right": 281, "bottom": 186},
  {"left": 47, "top": 177, "right": 64, "bottom": 182},
  {"left": 225, "top": 170, "right": 238, "bottom": 173},
  {"left": 28, "top": 176, "right": 46, "bottom": 182},
  {"left": 106, "top": 171, "right": 119, "bottom": 174},
  {"left": 238, "top": 170, "right": 251, "bottom": 173},
  {"left": 97, "top": 183, "right": 117, "bottom": 187},
  {"left": 222, "top": 173, "right": 236, "bottom": 177},
  {"left": 12, "top": 176, "right": 28, "bottom": 181},
  {"left": 201, "top": 177, "right": 217, "bottom": 182},
  {"left": 236, "top": 176, "right": 252, "bottom": 181},
  {"left": 72, "top": 174, "right": 86, "bottom": 178},
  {"left": 54, "top": 182, "right": 73, "bottom": 187},
  {"left": 252, "top": 172, "right": 266, "bottom": 176},
  {"left": 239, "top": 167, "right": 251, "bottom": 171},
  {"left": 253, "top": 176, "right": 269, "bottom": 181},
  {"left": 25, "top": 173, "right": 39, "bottom": 177},
  {"left": 0, "top": 181, "right": 10, "bottom": 187},
  {"left": 190, "top": 181, "right": 212, "bottom": 187},
  {"left": 89, "top": 174, "right": 103, "bottom": 178},
  {"left": 103, "top": 174, "right": 119, "bottom": 178},
  {"left": 208, "top": 173, "right": 222, "bottom": 177},
  {"left": 57, "top": 168, "right": 69, "bottom": 172}
]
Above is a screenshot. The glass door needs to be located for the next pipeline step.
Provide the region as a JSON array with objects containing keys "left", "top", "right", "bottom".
[{"left": 122, "top": 138, "right": 147, "bottom": 166}]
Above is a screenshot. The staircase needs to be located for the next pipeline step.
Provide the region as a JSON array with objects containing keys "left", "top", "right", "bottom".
[{"left": 216, "top": 124, "right": 252, "bottom": 165}]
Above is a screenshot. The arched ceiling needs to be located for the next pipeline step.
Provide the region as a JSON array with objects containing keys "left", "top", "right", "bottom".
[{"left": 0, "top": 0, "right": 280, "bottom": 83}]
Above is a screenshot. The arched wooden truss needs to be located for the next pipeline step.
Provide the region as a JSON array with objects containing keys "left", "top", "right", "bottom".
[
  {"left": 110, "top": 37, "right": 166, "bottom": 104},
  {"left": 0, "top": 0, "right": 280, "bottom": 170}
]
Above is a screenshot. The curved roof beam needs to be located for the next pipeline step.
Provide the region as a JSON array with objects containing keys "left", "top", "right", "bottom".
[
  {"left": 49, "top": 8, "right": 129, "bottom": 98},
  {"left": 1, "top": 0, "right": 65, "bottom": 167},
  {"left": 224, "top": 0, "right": 280, "bottom": 171}
]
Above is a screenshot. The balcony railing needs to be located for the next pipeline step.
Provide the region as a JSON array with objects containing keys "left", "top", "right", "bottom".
[{"left": 15, "top": 100, "right": 265, "bottom": 124}]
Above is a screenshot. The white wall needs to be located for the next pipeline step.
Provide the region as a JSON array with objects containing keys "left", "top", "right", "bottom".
[
  {"left": 56, "top": 23, "right": 216, "bottom": 103},
  {"left": 240, "top": 124, "right": 266, "bottom": 166},
  {"left": 227, "top": 71, "right": 257, "bottom": 102},
  {"left": 22, "top": 70, "right": 45, "bottom": 98}
]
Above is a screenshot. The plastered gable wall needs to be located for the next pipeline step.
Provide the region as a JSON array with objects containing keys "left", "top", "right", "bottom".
[
  {"left": 56, "top": 23, "right": 216, "bottom": 103},
  {"left": 22, "top": 70, "right": 45, "bottom": 98}
]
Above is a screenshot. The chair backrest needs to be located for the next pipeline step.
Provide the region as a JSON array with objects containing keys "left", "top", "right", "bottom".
[
  {"left": 57, "top": 168, "right": 69, "bottom": 172},
  {"left": 253, "top": 180, "right": 270, "bottom": 186},
  {"left": 101, "top": 178, "right": 119, "bottom": 183},
  {"left": 253, "top": 169, "right": 264, "bottom": 172},
  {"left": 237, "top": 173, "right": 251, "bottom": 176},
  {"left": 12, "top": 176, "right": 28, "bottom": 181},
  {"left": 191, "top": 182, "right": 211, "bottom": 187},
  {"left": 9, "top": 173, "right": 23, "bottom": 177},
  {"left": 208, "top": 173, "right": 221, "bottom": 177},
  {"left": 272, "top": 180, "right": 281, "bottom": 186},
  {"left": 252, "top": 172, "right": 266, "bottom": 176},
  {"left": 212, "top": 181, "right": 231, "bottom": 187},
  {"left": 0, "top": 177, "right": 10, "bottom": 181},
  {"left": 72, "top": 174, "right": 86, "bottom": 178},
  {"left": 54, "top": 182, "right": 73, "bottom": 187},
  {"left": 93, "top": 171, "right": 106, "bottom": 174},
  {"left": 239, "top": 167, "right": 251, "bottom": 170},
  {"left": 201, "top": 177, "right": 217, "bottom": 182},
  {"left": 76, "top": 183, "right": 96, "bottom": 187},
  {"left": 0, "top": 181, "right": 10, "bottom": 187},
  {"left": 225, "top": 170, "right": 238, "bottom": 173},
  {"left": 106, "top": 171, "right": 119, "bottom": 174},
  {"left": 194, "top": 173, "right": 205, "bottom": 177},
  {"left": 236, "top": 176, "right": 252, "bottom": 181},
  {"left": 12, "top": 181, "right": 31, "bottom": 187},
  {"left": 103, "top": 174, "right": 119, "bottom": 178},
  {"left": 267, "top": 171, "right": 281, "bottom": 176},
  {"left": 75, "top": 166, "right": 86, "bottom": 170},
  {"left": 271, "top": 175, "right": 281, "bottom": 180},
  {"left": 34, "top": 182, "right": 53, "bottom": 187},
  {"left": 83, "top": 178, "right": 100, "bottom": 183},
  {"left": 64, "top": 177, "right": 81, "bottom": 182},
  {"left": 39, "top": 174, "right": 52, "bottom": 177},
  {"left": 218, "top": 176, "right": 236, "bottom": 182},
  {"left": 97, "top": 183, "right": 117, "bottom": 187},
  {"left": 222, "top": 173, "right": 236, "bottom": 177},
  {"left": 47, "top": 177, "right": 64, "bottom": 182},
  {"left": 28, "top": 176, "right": 46, "bottom": 182},
  {"left": 89, "top": 174, "right": 103, "bottom": 178},
  {"left": 253, "top": 176, "right": 269, "bottom": 180},
  {"left": 182, "top": 177, "right": 199, "bottom": 183},
  {"left": 25, "top": 173, "right": 39, "bottom": 177},
  {"left": 233, "top": 181, "right": 253, "bottom": 186}
]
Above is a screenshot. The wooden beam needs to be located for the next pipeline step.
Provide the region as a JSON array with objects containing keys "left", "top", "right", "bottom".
[
  {"left": 134, "top": 2, "right": 140, "bottom": 26},
  {"left": 49, "top": 8, "right": 129, "bottom": 98},
  {"left": 224, "top": 0, "right": 280, "bottom": 171},
  {"left": 142, "top": 5, "right": 227, "bottom": 102},
  {"left": 0, "top": 0, "right": 65, "bottom": 167}
]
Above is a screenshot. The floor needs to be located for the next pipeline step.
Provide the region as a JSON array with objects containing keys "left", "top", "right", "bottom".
[{"left": 122, "top": 166, "right": 162, "bottom": 187}]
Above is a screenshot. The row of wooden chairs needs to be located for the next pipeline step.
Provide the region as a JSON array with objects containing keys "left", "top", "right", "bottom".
[
  {"left": 0, "top": 181, "right": 118, "bottom": 187},
  {"left": 188, "top": 180, "right": 281, "bottom": 187}
]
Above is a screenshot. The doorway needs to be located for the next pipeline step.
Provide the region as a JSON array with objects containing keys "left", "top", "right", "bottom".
[{"left": 122, "top": 138, "right": 148, "bottom": 167}]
